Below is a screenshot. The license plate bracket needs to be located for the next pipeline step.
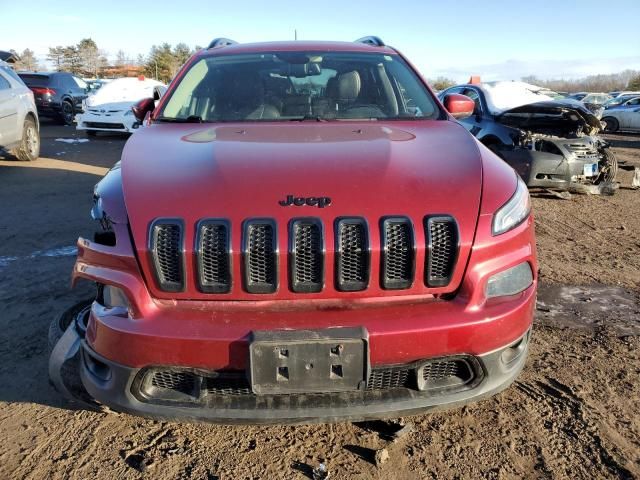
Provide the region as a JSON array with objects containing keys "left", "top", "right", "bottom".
[{"left": 249, "top": 327, "right": 369, "bottom": 395}]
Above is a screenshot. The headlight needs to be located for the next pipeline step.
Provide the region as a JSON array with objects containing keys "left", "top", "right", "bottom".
[
  {"left": 492, "top": 175, "right": 531, "bottom": 235},
  {"left": 486, "top": 262, "right": 533, "bottom": 298}
]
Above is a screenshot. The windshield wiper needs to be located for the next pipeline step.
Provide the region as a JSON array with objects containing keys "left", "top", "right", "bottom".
[{"left": 156, "top": 115, "right": 203, "bottom": 123}]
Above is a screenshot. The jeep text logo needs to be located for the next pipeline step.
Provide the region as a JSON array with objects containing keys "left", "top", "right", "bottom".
[{"left": 278, "top": 195, "right": 332, "bottom": 208}]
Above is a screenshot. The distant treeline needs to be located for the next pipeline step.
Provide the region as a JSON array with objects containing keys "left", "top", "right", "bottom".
[
  {"left": 521, "top": 71, "right": 640, "bottom": 93},
  {"left": 9, "top": 39, "right": 200, "bottom": 82}
]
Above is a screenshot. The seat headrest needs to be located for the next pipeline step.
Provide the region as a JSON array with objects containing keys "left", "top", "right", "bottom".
[{"left": 337, "top": 71, "right": 361, "bottom": 102}]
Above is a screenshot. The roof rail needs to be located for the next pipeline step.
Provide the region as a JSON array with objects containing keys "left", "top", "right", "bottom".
[
  {"left": 207, "top": 38, "right": 238, "bottom": 49},
  {"left": 354, "top": 36, "right": 385, "bottom": 47}
]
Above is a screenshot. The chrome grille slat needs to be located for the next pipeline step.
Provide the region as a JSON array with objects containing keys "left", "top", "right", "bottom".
[
  {"left": 243, "top": 220, "right": 278, "bottom": 294},
  {"left": 150, "top": 220, "right": 184, "bottom": 292},
  {"left": 290, "top": 219, "right": 324, "bottom": 293},
  {"left": 335, "top": 218, "right": 370, "bottom": 292},
  {"left": 197, "top": 220, "right": 231, "bottom": 293},
  {"left": 381, "top": 217, "right": 414, "bottom": 290}
]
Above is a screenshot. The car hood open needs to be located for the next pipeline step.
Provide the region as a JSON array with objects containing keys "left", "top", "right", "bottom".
[{"left": 496, "top": 101, "right": 602, "bottom": 134}]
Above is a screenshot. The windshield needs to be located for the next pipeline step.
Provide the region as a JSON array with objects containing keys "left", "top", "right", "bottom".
[
  {"left": 158, "top": 51, "right": 439, "bottom": 122},
  {"left": 605, "top": 95, "right": 638, "bottom": 106}
]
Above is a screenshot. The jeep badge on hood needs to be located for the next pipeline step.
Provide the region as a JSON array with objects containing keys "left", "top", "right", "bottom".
[{"left": 278, "top": 195, "right": 332, "bottom": 208}]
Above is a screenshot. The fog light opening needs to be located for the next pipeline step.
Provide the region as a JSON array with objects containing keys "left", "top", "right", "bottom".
[
  {"left": 83, "top": 350, "right": 112, "bottom": 382},
  {"left": 486, "top": 262, "right": 533, "bottom": 299},
  {"left": 500, "top": 333, "right": 529, "bottom": 366},
  {"left": 99, "top": 284, "right": 131, "bottom": 317}
]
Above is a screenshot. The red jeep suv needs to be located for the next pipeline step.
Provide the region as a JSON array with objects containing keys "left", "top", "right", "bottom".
[{"left": 51, "top": 37, "right": 536, "bottom": 423}]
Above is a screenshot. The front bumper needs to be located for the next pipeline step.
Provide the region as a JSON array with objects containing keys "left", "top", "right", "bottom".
[
  {"left": 80, "top": 328, "right": 531, "bottom": 424},
  {"left": 75, "top": 111, "right": 138, "bottom": 133}
]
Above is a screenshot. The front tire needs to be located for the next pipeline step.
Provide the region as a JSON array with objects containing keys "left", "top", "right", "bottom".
[
  {"left": 602, "top": 116, "right": 619, "bottom": 133},
  {"left": 12, "top": 117, "right": 40, "bottom": 161}
]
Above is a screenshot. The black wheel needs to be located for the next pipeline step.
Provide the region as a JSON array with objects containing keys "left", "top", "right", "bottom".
[
  {"left": 48, "top": 299, "right": 94, "bottom": 403},
  {"left": 85, "top": 130, "right": 97, "bottom": 137},
  {"left": 60, "top": 100, "right": 74, "bottom": 125},
  {"left": 12, "top": 117, "right": 40, "bottom": 161},
  {"left": 602, "top": 116, "right": 619, "bottom": 133}
]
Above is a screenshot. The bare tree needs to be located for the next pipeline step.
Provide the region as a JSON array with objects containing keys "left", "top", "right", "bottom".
[
  {"left": 78, "top": 38, "right": 100, "bottom": 77},
  {"left": 14, "top": 49, "right": 39, "bottom": 71}
]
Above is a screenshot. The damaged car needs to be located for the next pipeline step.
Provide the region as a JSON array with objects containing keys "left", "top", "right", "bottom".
[{"left": 439, "top": 81, "right": 617, "bottom": 191}]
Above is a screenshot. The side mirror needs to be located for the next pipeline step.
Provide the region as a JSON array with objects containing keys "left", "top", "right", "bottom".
[
  {"left": 132, "top": 97, "right": 155, "bottom": 122},
  {"left": 443, "top": 94, "right": 476, "bottom": 120}
]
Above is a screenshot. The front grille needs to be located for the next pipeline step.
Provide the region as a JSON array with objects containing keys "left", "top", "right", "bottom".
[
  {"left": 290, "top": 219, "right": 324, "bottom": 293},
  {"left": 566, "top": 143, "right": 600, "bottom": 160},
  {"left": 367, "top": 365, "right": 413, "bottom": 390},
  {"left": 335, "top": 218, "right": 369, "bottom": 291},
  {"left": 381, "top": 218, "right": 414, "bottom": 290},
  {"left": 243, "top": 220, "right": 278, "bottom": 294},
  {"left": 204, "top": 373, "right": 252, "bottom": 396},
  {"left": 147, "top": 214, "right": 459, "bottom": 294},
  {"left": 85, "top": 121, "right": 125, "bottom": 129},
  {"left": 425, "top": 217, "right": 458, "bottom": 287},
  {"left": 197, "top": 220, "right": 231, "bottom": 293},
  {"left": 151, "top": 370, "right": 197, "bottom": 396},
  {"left": 150, "top": 221, "right": 184, "bottom": 292}
]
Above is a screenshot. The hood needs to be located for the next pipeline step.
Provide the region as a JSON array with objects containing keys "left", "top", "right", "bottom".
[
  {"left": 86, "top": 101, "right": 135, "bottom": 111},
  {"left": 121, "top": 121, "right": 483, "bottom": 300},
  {"left": 86, "top": 78, "right": 164, "bottom": 107},
  {"left": 496, "top": 100, "right": 602, "bottom": 134}
]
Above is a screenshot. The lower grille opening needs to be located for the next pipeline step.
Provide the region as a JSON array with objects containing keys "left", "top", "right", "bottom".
[
  {"left": 85, "top": 122, "right": 125, "bottom": 129},
  {"left": 135, "top": 356, "right": 480, "bottom": 405},
  {"left": 417, "top": 358, "right": 475, "bottom": 392}
]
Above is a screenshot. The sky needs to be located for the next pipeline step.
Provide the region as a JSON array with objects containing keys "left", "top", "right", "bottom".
[{"left": 2, "top": 0, "right": 640, "bottom": 82}]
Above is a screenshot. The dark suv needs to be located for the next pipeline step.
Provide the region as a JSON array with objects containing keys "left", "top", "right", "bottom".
[{"left": 18, "top": 72, "right": 87, "bottom": 125}]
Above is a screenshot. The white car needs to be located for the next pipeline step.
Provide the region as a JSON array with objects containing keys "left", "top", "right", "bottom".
[
  {"left": 75, "top": 77, "right": 165, "bottom": 136},
  {"left": 602, "top": 107, "right": 640, "bottom": 132},
  {"left": 0, "top": 61, "right": 40, "bottom": 161}
]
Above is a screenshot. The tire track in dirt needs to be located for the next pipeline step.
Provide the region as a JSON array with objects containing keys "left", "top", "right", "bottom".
[{"left": 515, "top": 377, "right": 635, "bottom": 479}]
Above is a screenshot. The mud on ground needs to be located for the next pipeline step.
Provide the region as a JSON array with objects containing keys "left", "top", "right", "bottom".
[{"left": 0, "top": 124, "right": 639, "bottom": 479}]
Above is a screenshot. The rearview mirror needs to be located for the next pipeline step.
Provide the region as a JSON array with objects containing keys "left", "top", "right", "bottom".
[
  {"left": 443, "top": 94, "right": 476, "bottom": 120},
  {"left": 132, "top": 97, "right": 155, "bottom": 122}
]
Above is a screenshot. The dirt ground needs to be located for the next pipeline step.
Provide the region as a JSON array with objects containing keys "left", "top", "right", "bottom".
[{"left": 0, "top": 122, "right": 639, "bottom": 479}]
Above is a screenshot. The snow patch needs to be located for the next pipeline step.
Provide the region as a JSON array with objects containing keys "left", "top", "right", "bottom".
[{"left": 55, "top": 138, "right": 89, "bottom": 144}]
